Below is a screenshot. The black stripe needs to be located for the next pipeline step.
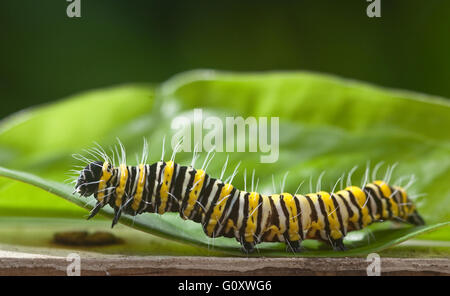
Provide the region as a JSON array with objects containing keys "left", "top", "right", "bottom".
[
  {"left": 172, "top": 165, "right": 187, "bottom": 201},
  {"left": 180, "top": 168, "right": 196, "bottom": 218},
  {"left": 125, "top": 166, "right": 138, "bottom": 212},
  {"left": 254, "top": 194, "right": 264, "bottom": 241},
  {"left": 331, "top": 194, "right": 345, "bottom": 236},
  {"left": 279, "top": 195, "right": 291, "bottom": 238},
  {"left": 337, "top": 193, "right": 353, "bottom": 221},
  {"left": 213, "top": 187, "right": 237, "bottom": 237},
  {"left": 362, "top": 188, "right": 375, "bottom": 222},
  {"left": 203, "top": 183, "right": 226, "bottom": 234},
  {"left": 250, "top": 193, "right": 261, "bottom": 229},
  {"left": 238, "top": 192, "right": 251, "bottom": 242},
  {"left": 335, "top": 193, "right": 353, "bottom": 231},
  {"left": 364, "top": 186, "right": 384, "bottom": 220},
  {"left": 347, "top": 190, "right": 364, "bottom": 230},
  {"left": 190, "top": 174, "right": 211, "bottom": 220},
  {"left": 267, "top": 195, "right": 280, "bottom": 242},
  {"left": 389, "top": 185, "right": 403, "bottom": 217},
  {"left": 293, "top": 196, "right": 304, "bottom": 240},
  {"left": 103, "top": 170, "right": 118, "bottom": 205},
  {"left": 316, "top": 194, "right": 331, "bottom": 239},
  {"left": 165, "top": 163, "right": 179, "bottom": 213},
  {"left": 141, "top": 163, "right": 157, "bottom": 213},
  {"left": 138, "top": 164, "right": 150, "bottom": 212},
  {"left": 109, "top": 168, "right": 122, "bottom": 210},
  {"left": 376, "top": 184, "right": 392, "bottom": 219},
  {"left": 304, "top": 194, "right": 318, "bottom": 224},
  {"left": 129, "top": 165, "right": 143, "bottom": 213},
  {"left": 154, "top": 162, "right": 167, "bottom": 213},
  {"left": 225, "top": 190, "right": 241, "bottom": 237},
  {"left": 130, "top": 165, "right": 140, "bottom": 197},
  {"left": 192, "top": 177, "right": 215, "bottom": 222},
  {"left": 171, "top": 166, "right": 187, "bottom": 212}
]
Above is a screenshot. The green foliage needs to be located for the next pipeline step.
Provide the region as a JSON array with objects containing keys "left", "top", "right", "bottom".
[{"left": 0, "top": 70, "right": 449, "bottom": 256}]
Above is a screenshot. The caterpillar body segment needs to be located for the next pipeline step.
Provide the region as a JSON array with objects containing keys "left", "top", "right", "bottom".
[{"left": 74, "top": 160, "right": 425, "bottom": 253}]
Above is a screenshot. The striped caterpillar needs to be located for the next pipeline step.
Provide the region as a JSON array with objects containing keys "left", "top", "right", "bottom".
[{"left": 73, "top": 142, "right": 425, "bottom": 253}]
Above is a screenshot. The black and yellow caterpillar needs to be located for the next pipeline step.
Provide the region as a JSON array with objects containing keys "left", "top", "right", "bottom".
[{"left": 74, "top": 156, "right": 424, "bottom": 253}]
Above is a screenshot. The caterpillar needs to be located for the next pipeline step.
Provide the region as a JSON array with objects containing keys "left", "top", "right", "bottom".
[{"left": 73, "top": 142, "right": 425, "bottom": 253}]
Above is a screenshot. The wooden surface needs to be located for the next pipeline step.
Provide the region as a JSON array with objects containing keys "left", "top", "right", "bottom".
[{"left": 0, "top": 250, "right": 449, "bottom": 276}]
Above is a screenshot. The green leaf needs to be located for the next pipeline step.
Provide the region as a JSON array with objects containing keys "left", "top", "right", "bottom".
[
  {"left": 1, "top": 166, "right": 448, "bottom": 257},
  {"left": 0, "top": 83, "right": 156, "bottom": 171},
  {"left": 0, "top": 70, "right": 449, "bottom": 257},
  {"left": 160, "top": 70, "right": 450, "bottom": 226}
]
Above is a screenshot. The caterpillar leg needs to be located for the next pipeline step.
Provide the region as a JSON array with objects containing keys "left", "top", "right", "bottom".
[
  {"left": 111, "top": 208, "right": 122, "bottom": 228},
  {"left": 87, "top": 202, "right": 103, "bottom": 220},
  {"left": 239, "top": 236, "right": 256, "bottom": 254},
  {"left": 329, "top": 237, "right": 347, "bottom": 251},
  {"left": 283, "top": 234, "right": 303, "bottom": 253},
  {"left": 285, "top": 240, "right": 303, "bottom": 253}
]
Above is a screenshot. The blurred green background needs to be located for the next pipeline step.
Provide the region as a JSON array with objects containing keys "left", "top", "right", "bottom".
[
  {"left": 0, "top": 0, "right": 449, "bottom": 258},
  {"left": 1, "top": 0, "right": 450, "bottom": 119}
]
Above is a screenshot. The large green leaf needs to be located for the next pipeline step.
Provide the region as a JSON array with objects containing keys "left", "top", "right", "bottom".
[
  {"left": 159, "top": 70, "right": 450, "bottom": 226},
  {"left": 0, "top": 84, "right": 157, "bottom": 217},
  {"left": 1, "top": 166, "right": 448, "bottom": 257},
  {"left": 0, "top": 70, "right": 449, "bottom": 257}
]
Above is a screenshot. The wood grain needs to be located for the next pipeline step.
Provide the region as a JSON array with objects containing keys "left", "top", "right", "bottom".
[{"left": 0, "top": 251, "right": 448, "bottom": 276}]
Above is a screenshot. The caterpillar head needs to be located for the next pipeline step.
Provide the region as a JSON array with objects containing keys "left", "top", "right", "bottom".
[
  {"left": 406, "top": 209, "right": 425, "bottom": 226},
  {"left": 392, "top": 186, "right": 425, "bottom": 226},
  {"left": 403, "top": 194, "right": 425, "bottom": 226},
  {"left": 75, "top": 161, "right": 107, "bottom": 197}
]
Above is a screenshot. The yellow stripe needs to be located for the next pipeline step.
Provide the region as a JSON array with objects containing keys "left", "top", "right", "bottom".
[
  {"left": 308, "top": 194, "right": 325, "bottom": 235},
  {"left": 366, "top": 183, "right": 388, "bottom": 219},
  {"left": 225, "top": 219, "right": 235, "bottom": 233},
  {"left": 319, "top": 191, "right": 342, "bottom": 240},
  {"left": 183, "top": 169, "right": 206, "bottom": 218},
  {"left": 265, "top": 195, "right": 281, "bottom": 241},
  {"left": 97, "top": 162, "right": 112, "bottom": 203},
  {"left": 265, "top": 225, "right": 280, "bottom": 241},
  {"left": 402, "top": 189, "right": 413, "bottom": 216},
  {"left": 131, "top": 164, "right": 146, "bottom": 211},
  {"left": 394, "top": 186, "right": 409, "bottom": 218},
  {"left": 159, "top": 161, "right": 175, "bottom": 214},
  {"left": 244, "top": 192, "right": 260, "bottom": 242},
  {"left": 401, "top": 189, "right": 409, "bottom": 216},
  {"left": 282, "top": 193, "right": 300, "bottom": 241},
  {"left": 374, "top": 180, "right": 398, "bottom": 217},
  {"left": 336, "top": 190, "right": 359, "bottom": 225},
  {"left": 346, "top": 186, "right": 371, "bottom": 226},
  {"left": 115, "top": 164, "right": 128, "bottom": 208},
  {"left": 374, "top": 181, "right": 391, "bottom": 197},
  {"left": 206, "top": 183, "right": 234, "bottom": 236}
]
